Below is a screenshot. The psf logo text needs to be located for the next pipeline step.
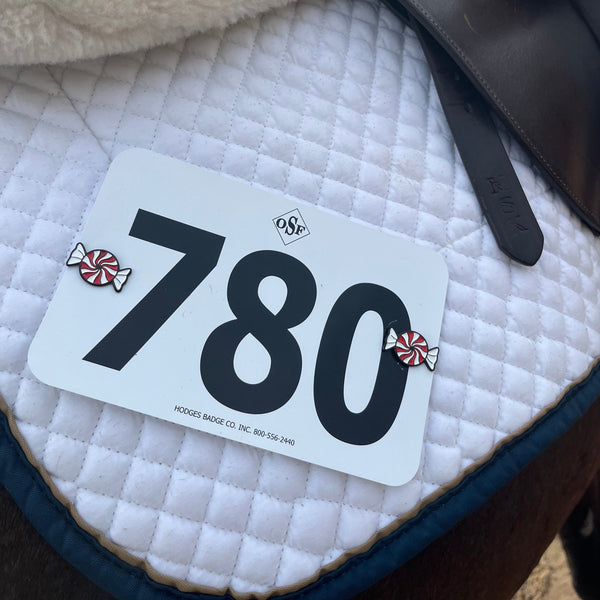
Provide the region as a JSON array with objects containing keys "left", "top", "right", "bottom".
[{"left": 273, "top": 209, "right": 310, "bottom": 245}]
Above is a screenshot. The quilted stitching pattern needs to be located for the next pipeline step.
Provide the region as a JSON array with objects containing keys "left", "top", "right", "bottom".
[{"left": 2, "top": 0, "right": 600, "bottom": 594}]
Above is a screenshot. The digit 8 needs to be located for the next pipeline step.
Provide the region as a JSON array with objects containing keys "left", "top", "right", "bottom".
[{"left": 200, "top": 250, "right": 316, "bottom": 414}]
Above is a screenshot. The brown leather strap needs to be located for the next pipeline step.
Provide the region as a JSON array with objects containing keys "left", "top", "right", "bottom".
[
  {"left": 409, "top": 15, "right": 544, "bottom": 265},
  {"left": 385, "top": 0, "right": 600, "bottom": 235}
]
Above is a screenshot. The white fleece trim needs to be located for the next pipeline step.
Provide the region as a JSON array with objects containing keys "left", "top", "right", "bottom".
[{"left": 0, "top": 0, "right": 293, "bottom": 65}]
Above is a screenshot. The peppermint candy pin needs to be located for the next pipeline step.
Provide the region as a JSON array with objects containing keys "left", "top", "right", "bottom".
[
  {"left": 384, "top": 328, "right": 439, "bottom": 371},
  {"left": 67, "top": 243, "right": 131, "bottom": 292}
]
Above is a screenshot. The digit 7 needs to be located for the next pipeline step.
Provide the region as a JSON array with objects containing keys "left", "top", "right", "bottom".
[{"left": 84, "top": 209, "right": 225, "bottom": 370}]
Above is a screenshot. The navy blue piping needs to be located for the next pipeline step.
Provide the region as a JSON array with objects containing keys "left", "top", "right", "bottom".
[{"left": 1, "top": 361, "right": 600, "bottom": 600}]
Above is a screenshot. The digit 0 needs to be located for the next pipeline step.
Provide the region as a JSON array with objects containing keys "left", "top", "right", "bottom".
[
  {"left": 314, "top": 283, "right": 410, "bottom": 445},
  {"left": 200, "top": 250, "right": 316, "bottom": 414}
]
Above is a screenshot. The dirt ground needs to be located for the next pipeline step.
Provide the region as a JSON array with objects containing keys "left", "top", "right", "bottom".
[{"left": 513, "top": 537, "right": 578, "bottom": 600}]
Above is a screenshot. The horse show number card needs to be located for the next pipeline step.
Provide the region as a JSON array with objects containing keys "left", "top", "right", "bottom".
[{"left": 29, "top": 149, "right": 448, "bottom": 486}]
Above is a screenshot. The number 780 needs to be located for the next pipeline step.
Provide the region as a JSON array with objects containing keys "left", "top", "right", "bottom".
[{"left": 84, "top": 209, "right": 410, "bottom": 446}]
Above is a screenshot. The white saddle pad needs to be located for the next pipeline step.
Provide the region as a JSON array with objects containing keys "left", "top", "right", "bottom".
[{"left": 1, "top": 0, "right": 599, "bottom": 597}]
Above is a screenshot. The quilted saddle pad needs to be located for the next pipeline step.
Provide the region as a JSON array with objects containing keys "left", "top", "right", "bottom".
[{"left": 1, "top": 0, "right": 600, "bottom": 598}]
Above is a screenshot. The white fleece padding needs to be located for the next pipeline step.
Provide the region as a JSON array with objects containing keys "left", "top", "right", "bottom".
[
  {"left": 1, "top": 0, "right": 600, "bottom": 594},
  {"left": 0, "top": 0, "right": 292, "bottom": 66}
]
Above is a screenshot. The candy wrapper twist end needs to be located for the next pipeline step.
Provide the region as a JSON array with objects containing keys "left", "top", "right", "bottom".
[{"left": 66, "top": 242, "right": 86, "bottom": 266}]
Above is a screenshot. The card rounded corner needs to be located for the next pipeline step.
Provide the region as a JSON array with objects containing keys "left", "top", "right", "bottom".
[
  {"left": 432, "top": 249, "right": 449, "bottom": 281},
  {"left": 26, "top": 338, "right": 46, "bottom": 384},
  {"left": 110, "top": 147, "right": 154, "bottom": 172}
]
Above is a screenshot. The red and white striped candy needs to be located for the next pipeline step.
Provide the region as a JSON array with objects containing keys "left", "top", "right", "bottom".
[
  {"left": 394, "top": 331, "right": 429, "bottom": 366},
  {"left": 80, "top": 249, "right": 119, "bottom": 286},
  {"left": 384, "top": 327, "right": 439, "bottom": 371},
  {"left": 67, "top": 242, "right": 131, "bottom": 292}
]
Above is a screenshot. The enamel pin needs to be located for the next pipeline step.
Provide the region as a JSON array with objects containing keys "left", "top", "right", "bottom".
[
  {"left": 385, "top": 328, "right": 439, "bottom": 371},
  {"left": 67, "top": 243, "right": 131, "bottom": 292}
]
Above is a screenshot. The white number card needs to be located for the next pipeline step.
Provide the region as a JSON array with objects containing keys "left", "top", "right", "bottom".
[{"left": 29, "top": 149, "right": 448, "bottom": 486}]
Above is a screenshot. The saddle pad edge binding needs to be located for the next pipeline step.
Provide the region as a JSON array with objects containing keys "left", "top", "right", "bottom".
[{"left": 2, "top": 357, "right": 600, "bottom": 600}]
